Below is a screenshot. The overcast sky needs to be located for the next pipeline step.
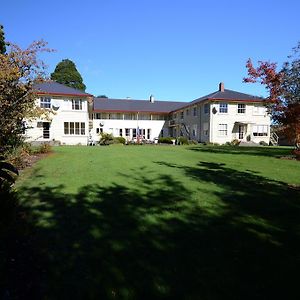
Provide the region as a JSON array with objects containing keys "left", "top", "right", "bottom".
[{"left": 1, "top": 0, "right": 299, "bottom": 101}]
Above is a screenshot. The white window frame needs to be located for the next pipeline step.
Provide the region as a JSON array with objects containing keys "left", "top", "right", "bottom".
[
  {"left": 219, "top": 102, "right": 228, "bottom": 114},
  {"left": 237, "top": 103, "right": 246, "bottom": 114},
  {"left": 252, "top": 125, "right": 268, "bottom": 136},
  {"left": 72, "top": 99, "right": 83, "bottom": 110},
  {"left": 40, "top": 97, "right": 51, "bottom": 109},
  {"left": 64, "top": 122, "right": 86, "bottom": 135},
  {"left": 218, "top": 124, "right": 228, "bottom": 136},
  {"left": 204, "top": 103, "right": 209, "bottom": 114}
]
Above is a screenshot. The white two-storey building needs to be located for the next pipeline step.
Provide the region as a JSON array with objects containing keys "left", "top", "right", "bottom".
[
  {"left": 25, "top": 82, "right": 92, "bottom": 145},
  {"left": 26, "top": 81, "right": 271, "bottom": 145}
]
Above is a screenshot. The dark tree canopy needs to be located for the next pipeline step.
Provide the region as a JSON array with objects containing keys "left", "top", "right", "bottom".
[
  {"left": 51, "top": 59, "right": 86, "bottom": 91},
  {"left": 97, "top": 95, "right": 108, "bottom": 98},
  {"left": 0, "top": 24, "right": 6, "bottom": 54}
]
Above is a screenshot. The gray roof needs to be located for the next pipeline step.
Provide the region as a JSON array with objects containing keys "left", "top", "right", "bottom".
[
  {"left": 34, "top": 81, "right": 92, "bottom": 97},
  {"left": 93, "top": 97, "right": 186, "bottom": 113},
  {"left": 190, "top": 89, "right": 264, "bottom": 104}
]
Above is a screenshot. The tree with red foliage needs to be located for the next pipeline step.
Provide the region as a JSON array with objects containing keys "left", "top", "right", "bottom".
[{"left": 244, "top": 42, "right": 300, "bottom": 151}]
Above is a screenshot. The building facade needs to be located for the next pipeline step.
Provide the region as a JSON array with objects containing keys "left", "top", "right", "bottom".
[{"left": 26, "top": 81, "right": 271, "bottom": 145}]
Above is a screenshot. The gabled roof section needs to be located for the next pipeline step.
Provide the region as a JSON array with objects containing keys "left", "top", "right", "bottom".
[
  {"left": 190, "top": 89, "right": 264, "bottom": 105},
  {"left": 33, "top": 81, "right": 93, "bottom": 97},
  {"left": 93, "top": 97, "right": 186, "bottom": 114}
]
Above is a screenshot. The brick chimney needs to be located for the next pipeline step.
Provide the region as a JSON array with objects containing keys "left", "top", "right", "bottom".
[{"left": 219, "top": 82, "right": 225, "bottom": 92}]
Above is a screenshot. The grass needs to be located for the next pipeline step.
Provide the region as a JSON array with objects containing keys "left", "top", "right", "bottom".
[{"left": 1, "top": 144, "right": 300, "bottom": 299}]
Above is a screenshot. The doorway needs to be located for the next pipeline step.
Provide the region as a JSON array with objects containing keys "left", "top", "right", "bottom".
[
  {"left": 43, "top": 122, "right": 50, "bottom": 139},
  {"left": 238, "top": 125, "right": 245, "bottom": 140}
]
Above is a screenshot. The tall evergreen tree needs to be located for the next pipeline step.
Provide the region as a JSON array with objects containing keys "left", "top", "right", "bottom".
[
  {"left": 51, "top": 59, "right": 86, "bottom": 91},
  {"left": 0, "top": 24, "right": 6, "bottom": 54}
]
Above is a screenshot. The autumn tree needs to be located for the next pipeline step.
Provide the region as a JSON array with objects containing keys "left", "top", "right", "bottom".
[
  {"left": 0, "top": 40, "right": 52, "bottom": 152},
  {"left": 51, "top": 59, "right": 86, "bottom": 91},
  {"left": 244, "top": 42, "right": 300, "bottom": 149}
]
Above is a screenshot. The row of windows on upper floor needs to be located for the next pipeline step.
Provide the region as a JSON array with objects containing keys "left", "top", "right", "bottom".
[
  {"left": 40, "top": 97, "right": 84, "bottom": 110},
  {"left": 93, "top": 113, "right": 168, "bottom": 120},
  {"left": 172, "top": 103, "right": 266, "bottom": 119}
]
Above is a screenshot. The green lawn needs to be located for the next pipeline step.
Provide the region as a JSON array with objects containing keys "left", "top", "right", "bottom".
[{"left": 2, "top": 145, "right": 300, "bottom": 299}]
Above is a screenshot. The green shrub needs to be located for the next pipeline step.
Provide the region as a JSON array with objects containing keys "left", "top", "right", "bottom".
[
  {"left": 177, "top": 137, "right": 189, "bottom": 145},
  {"left": 38, "top": 143, "right": 52, "bottom": 153},
  {"left": 158, "top": 137, "right": 173, "bottom": 144},
  {"left": 231, "top": 139, "right": 240, "bottom": 146},
  {"left": 100, "top": 132, "right": 114, "bottom": 145},
  {"left": 113, "top": 137, "right": 126, "bottom": 144},
  {"left": 188, "top": 140, "right": 198, "bottom": 145}
]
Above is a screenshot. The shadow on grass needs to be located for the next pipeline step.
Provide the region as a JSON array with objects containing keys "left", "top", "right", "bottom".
[
  {"left": 188, "top": 145, "right": 294, "bottom": 158},
  {"left": 1, "top": 167, "right": 300, "bottom": 299}
]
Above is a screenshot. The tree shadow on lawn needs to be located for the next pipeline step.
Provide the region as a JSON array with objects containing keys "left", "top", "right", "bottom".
[
  {"left": 188, "top": 145, "right": 293, "bottom": 158},
  {"left": 1, "top": 167, "right": 300, "bottom": 299}
]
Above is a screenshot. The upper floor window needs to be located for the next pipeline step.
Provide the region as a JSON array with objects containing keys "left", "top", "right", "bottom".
[
  {"left": 219, "top": 102, "right": 228, "bottom": 113},
  {"left": 204, "top": 103, "right": 209, "bottom": 114},
  {"left": 253, "top": 104, "right": 265, "bottom": 115},
  {"left": 193, "top": 107, "right": 197, "bottom": 116},
  {"left": 186, "top": 109, "right": 189, "bottom": 116},
  {"left": 40, "top": 97, "right": 51, "bottom": 109},
  {"left": 180, "top": 111, "right": 184, "bottom": 120},
  {"left": 237, "top": 103, "right": 246, "bottom": 114},
  {"left": 72, "top": 99, "right": 82, "bottom": 110}
]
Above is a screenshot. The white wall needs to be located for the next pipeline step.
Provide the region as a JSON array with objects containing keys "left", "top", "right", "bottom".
[
  {"left": 90, "top": 119, "right": 166, "bottom": 142},
  {"left": 25, "top": 96, "right": 89, "bottom": 145},
  {"left": 209, "top": 102, "right": 271, "bottom": 144}
]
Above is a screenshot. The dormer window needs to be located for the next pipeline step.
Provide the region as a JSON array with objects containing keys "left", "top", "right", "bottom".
[
  {"left": 72, "top": 99, "right": 82, "bottom": 110},
  {"left": 40, "top": 97, "right": 51, "bottom": 109}
]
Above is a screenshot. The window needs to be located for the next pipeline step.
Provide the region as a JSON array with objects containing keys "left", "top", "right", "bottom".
[
  {"left": 192, "top": 125, "right": 197, "bottom": 137},
  {"left": 218, "top": 124, "right": 228, "bottom": 136},
  {"left": 219, "top": 102, "right": 228, "bottom": 113},
  {"left": 186, "top": 109, "right": 189, "bottom": 116},
  {"left": 72, "top": 99, "right": 82, "bottom": 110},
  {"left": 139, "top": 114, "right": 151, "bottom": 120},
  {"left": 64, "top": 122, "right": 86, "bottom": 135},
  {"left": 125, "top": 128, "right": 130, "bottom": 136},
  {"left": 124, "top": 113, "right": 137, "bottom": 120},
  {"left": 147, "top": 129, "right": 151, "bottom": 139},
  {"left": 109, "top": 113, "right": 122, "bottom": 119},
  {"left": 180, "top": 111, "right": 184, "bottom": 120},
  {"left": 203, "top": 122, "right": 209, "bottom": 136},
  {"left": 237, "top": 103, "right": 246, "bottom": 114},
  {"left": 152, "top": 114, "right": 166, "bottom": 120},
  {"left": 204, "top": 103, "right": 209, "bottom": 114},
  {"left": 193, "top": 107, "right": 197, "bottom": 116},
  {"left": 94, "top": 113, "right": 101, "bottom": 119},
  {"left": 119, "top": 129, "right": 123, "bottom": 136},
  {"left": 174, "top": 113, "right": 177, "bottom": 119},
  {"left": 252, "top": 125, "right": 268, "bottom": 136},
  {"left": 96, "top": 128, "right": 103, "bottom": 134},
  {"left": 132, "top": 128, "right": 137, "bottom": 138},
  {"left": 253, "top": 104, "right": 265, "bottom": 115},
  {"left": 40, "top": 97, "right": 51, "bottom": 108}
]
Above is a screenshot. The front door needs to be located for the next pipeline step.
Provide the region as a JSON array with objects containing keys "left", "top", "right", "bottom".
[
  {"left": 43, "top": 122, "right": 50, "bottom": 139},
  {"left": 238, "top": 125, "right": 244, "bottom": 140}
]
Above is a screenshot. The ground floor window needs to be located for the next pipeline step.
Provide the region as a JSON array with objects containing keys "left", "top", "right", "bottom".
[
  {"left": 96, "top": 128, "right": 103, "bottom": 134},
  {"left": 119, "top": 128, "right": 123, "bottom": 136},
  {"left": 147, "top": 129, "right": 151, "bottom": 139},
  {"left": 218, "top": 124, "right": 228, "bottom": 136},
  {"left": 132, "top": 128, "right": 137, "bottom": 138},
  {"left": 252, "top": 125, "right": 268, "bottom": 136},
  {"left": 64, "top": 122, "right": 86, "bottom": 135}
]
